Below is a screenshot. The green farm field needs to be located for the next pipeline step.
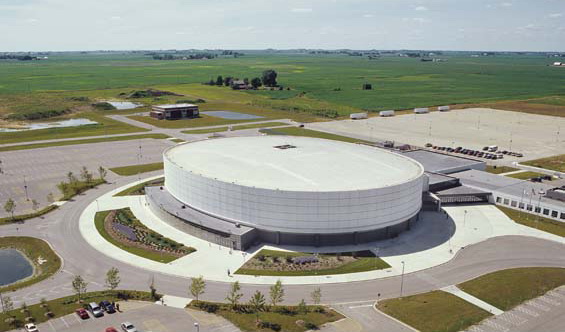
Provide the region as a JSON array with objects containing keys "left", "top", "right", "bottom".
[{"left": 1, "top": 53, "right": 565, "bottom": 143}]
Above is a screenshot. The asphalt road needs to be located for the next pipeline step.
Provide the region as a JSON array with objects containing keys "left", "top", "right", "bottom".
[{"left": 3, "top": 174, "right": 564, "bottom": 308}]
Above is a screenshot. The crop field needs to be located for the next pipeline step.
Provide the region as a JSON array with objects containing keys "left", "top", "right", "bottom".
[{"left": 1, "top": 53, "right": 565, "bottom": 116}]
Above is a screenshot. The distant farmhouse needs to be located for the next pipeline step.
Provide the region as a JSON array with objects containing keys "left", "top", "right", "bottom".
[
  {"left": 231, "top": 80, "right": 251, "bottom": 90},
  {"left": 150, "top": 103, "right": 199, "bottom": 120},
  {"left": 552, "top": 62, "right": 565, "bottom": 67}
]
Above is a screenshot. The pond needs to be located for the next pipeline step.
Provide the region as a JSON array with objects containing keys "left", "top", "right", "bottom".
[
  {"left": 105, "top": 101, "right": 142, "bottom": 110},
  {"left": 200, "top": 111, "right": 264, "bottom": 120},
  {"left": 0, "top": 249, "right": 34, "bottom": 286},
  {"left": 0, "top": 118, "right": 98, "bottom": 132}
]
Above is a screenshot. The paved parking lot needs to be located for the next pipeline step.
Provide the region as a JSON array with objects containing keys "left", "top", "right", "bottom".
[
  {"left": 309, "top": 108, "right": 565, "bottom": 166},
  {"left": 0, "top": 138, "right": 173, "bottom": 218},
  {"left": 15, "top": 301, "right": 238, "bottom": 332}
]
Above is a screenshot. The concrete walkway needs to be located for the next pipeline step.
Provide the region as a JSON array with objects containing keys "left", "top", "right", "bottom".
[
  {"left": 78, "top": 176, "right": 564, "bottom": 286},
  {"left": 442, "top": 285, "right": 504, "bottom": 315}
]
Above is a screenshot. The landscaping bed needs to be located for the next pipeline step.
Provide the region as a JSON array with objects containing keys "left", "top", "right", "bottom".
[
  {"left": 95, "top": 209, "right": 195, "bottom": 263},
  {"left": 114, "top": 177, "right": 164, "bottom": 196},
  {"left": 0, "top": 205, "right": 58, "bottom": 225},
  {"left": 458, "top": 267, "right": 565, "bottom": 311},
  {"left": 236, "top": 249, "right": 390, "bottom": 276},
  {"left": 59, "top": 178, "right": 106, "bottom": 201},
  {"left": 0, "top": 290, "right": 156, "bottom": 332},
  {"left": 188, "top": 300, "right": 344, "bottom": 332},
  {"left": 377, "top": 290, "right": 492, "bottom": 332},
  {"left": 0, "top": 237, "right": 61, "bottom": 293}
]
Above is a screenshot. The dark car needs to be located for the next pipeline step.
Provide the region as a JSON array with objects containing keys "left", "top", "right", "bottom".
[
  {"left": 76, "top": 308, "right": 89, "bottom": 319},
  {"left": 99, "top": 300, "right": 116, "bottom": 313}
]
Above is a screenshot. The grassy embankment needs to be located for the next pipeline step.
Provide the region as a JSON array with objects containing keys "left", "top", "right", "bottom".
[
  {"left": 377, "top": 267, "right": 565, "bottom": 332},
  {"left": 0, "top": 290, "right": 156, "bottom": 332},
  {"left": 485, "top": 165, "right": 519, "bottom": 174},
  {"left": 182, "top": 121, "right": 289, "bottom": 134},
  {"left": 0, "top": 133, "right": 170, "bottom": 152},
  {"left": 377, "top": 290, "right": 491, "bottom": 332},
  {"left": 505, "top": 171, "right": 549, "bottom": 180},
  {"left": 260, "top": 126, "right": 371, "bottom": 144},
  {"left": 0, "top": 237, "right": 61, "bottom": 293},
  {"left": 109, "top": 162, "right": 164, "bottom": 176},
  {"left": 497, "top": 206, "right": 565, "bottom": 237},
  {"left": 114, "top": 177, "right": 164, "bottom": 196},
  {"left": 523, "top": 154, "right": 565, "bottom": 173},
  {"left": 458, "top": 267, "right": 565, "bottom": 310},
  {"left": 236, "top": 249, "right": 390, "bottom": 276},
  {"left": 94, "top": 210, "right": 194, "bottom": 263},
  {"left": 189, "top": 301, "right": 344, "bottom": 332}
]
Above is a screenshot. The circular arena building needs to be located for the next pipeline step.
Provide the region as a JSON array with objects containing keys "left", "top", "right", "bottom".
[{"left": 146, "top": 136, "right": 426, "bottom": 250}]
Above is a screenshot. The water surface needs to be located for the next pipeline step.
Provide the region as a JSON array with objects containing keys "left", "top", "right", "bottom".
[{"left": 0, "top": 249, "right": 34, "bottom": 286}]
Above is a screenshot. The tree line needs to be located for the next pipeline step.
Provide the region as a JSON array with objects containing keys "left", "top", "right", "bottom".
[{"left": 203, "top": 69, "right": 280, "bottom": 89}]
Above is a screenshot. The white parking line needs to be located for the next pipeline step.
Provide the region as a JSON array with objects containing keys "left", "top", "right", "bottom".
[{"left": 60, "top": 316, "right": 69, "bottom": 328}]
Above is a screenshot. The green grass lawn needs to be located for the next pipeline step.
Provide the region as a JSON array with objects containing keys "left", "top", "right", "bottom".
[
  {"left": 0, "top": 237, "right": 62, "bottom": 293},
  {"left": 169, "top": 138, "right": 185, "bottom": 143},
  {"left": 377, "top": 290, "right": 491, "bottom": 332},
  {"left": 523, "top": 154, "right": 565, "bottom": 173},
  {"left": 458, "top": 267, "right": 565, "bottom": 311},
  {"left": 0, "top": 112, "right": 149, "bottom": 144},
  {"left": 0, "top": 290, "right": 155, "bottom": 332},
  {"left": 114, "top": 177, "right": 164, "bottom": 196},
  {"left": 0, "top": 133, "right": 169, "bottom": 152},
  {"left": 94, "top": 210, "right": 192, "bottom": 263},
  {"left": 236, "top": 249, "right": 390, "bottom": 276},
  {"left": 506, "top": 171, "right": 549, "bottom": 180},
  {"left": 109, "top": 162, "right": 164, "bottom": 176},
  {"left": 0, "top": 205, "right": 58, "bottom": 225},
  {"left": 182, "top": 121, "right": 289, "bottom": 134},
  {"left": 497, "top": 206, "right": 565, "bottom": 237},
  {"left": 485, "top": 165, "right": 519, "bottom": 174},
  {"left": 260, "top": 127, "right": 371, "bottom": 144},
  {"left": 189, "top": 301, "right": 344, "bottom": 332}
]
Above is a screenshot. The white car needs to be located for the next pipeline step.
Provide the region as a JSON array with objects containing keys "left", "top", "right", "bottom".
[
  {"left": 24, "top": 323, "right": 39, "bottom": 332},
  {"left": 121, "top": 322, "right": 138, "bottom": 332}
]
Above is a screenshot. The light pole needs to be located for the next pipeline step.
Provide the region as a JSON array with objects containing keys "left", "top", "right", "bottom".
[
  {"left": 23, "top": 175, "right": 29, "bottom": 201},
  {"left": 400, "top": 261, "right": 406, "bottom": 297},
  {"left": 463, "top": 210, "right": 468, "bottom": 228},
  {"left": 194, "top": 322, "right": 200, "bottom": 332}
]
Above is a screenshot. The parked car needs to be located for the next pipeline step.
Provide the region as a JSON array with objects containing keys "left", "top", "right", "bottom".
[
  {"left": 121, "top": 322, "right": 138, "bottom": 332},
  {"left": 105, "top": 328, "right": 118, "bottom": 332},
  {"left": 88, "top": 302, "right": 104, "bottom": 318},
  {"left": 99, "top": 300, "right": 116, "bottom": 313},
  {"left": 76, "top": 308, "right": 89, "bottom": 319},
  {"left": 24, "top": 323, "right": 39, "bottom": 332}
]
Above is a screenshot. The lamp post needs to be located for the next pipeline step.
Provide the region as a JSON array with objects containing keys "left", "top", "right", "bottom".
[
  {"left": 400, "top": 261, "right": 406, "bottom": 297},
  {"left": 463, "top": 210, "right": 468, "bottom": 228},
  {"left": 23, "top": 175, "right": 29, "bottom": 201},
  {"left": 194, "top": 322, "right": 200, "bottom": 332}
]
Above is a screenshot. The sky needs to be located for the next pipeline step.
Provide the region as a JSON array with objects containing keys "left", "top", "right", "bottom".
[{"left": 1, "top": 0, "right": 565, "bottom": 52}]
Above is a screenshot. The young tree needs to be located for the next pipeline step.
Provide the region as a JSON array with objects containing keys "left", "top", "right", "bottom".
[
  {"left": 261, "top": 69, "right": 278, "bottom": 87},
  {"left": 80, "top": 166, "right": 93, "bottom": 183},
  {"left": 98, "top": 166, "right": 107, "bottom": 181},
  {"left": 105, "top": 267, "right": 121, "bottom": 291},
  {"left": 72, "top": 275, "right": 88, "bottom": 303},
  {"left": 248, "top": 290, "right": 266, "bottom": 323},
  {"left": 46, "top": 192, "right": 55, "bottom": 203},
  {"left": 225, "top": 281, "right": 243, "bottom": 310},
  {"left": 216, "top": 75, "right": 224, "bottom": 86},
  {"left": 31, "top": 199, "right": 39, "bottom": 212},
  {"left": 251, "top": 77, "right": 262, "bottom": 89},
  {"left": 4, "top": 198, "right": 16, "bottom": 220},
  {"left": 243, "top": 77, "right": 249, "bottom": 85},
  {"left": 2, "top": 296, "right": 13, "bottom": 314},
  {"left": 189, "top": 276, "right": 206, "bottom": 301},
  {"left": 67, "top": 171, "right": 78, "bottom": 185},
  {"left": 269, "top": 279, "right": 284, "bottom": 308},
  {"left": 311, "top": 287, "right": 322, "bottom": 305},
  {"left": 298, "top": 298, "right": 308, "bottom": 314},
  {"left": 224, "top": 77, "right": 233, "bottom": 86}
]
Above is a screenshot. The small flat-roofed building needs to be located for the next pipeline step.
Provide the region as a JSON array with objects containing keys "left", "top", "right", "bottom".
[{"left": 150, "top": 103, "right": 199, "bottom": 120}]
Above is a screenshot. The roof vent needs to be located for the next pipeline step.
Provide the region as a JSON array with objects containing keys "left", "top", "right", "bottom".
[{"left": 274, "top": 144, "right": 297, "bottom": 150}]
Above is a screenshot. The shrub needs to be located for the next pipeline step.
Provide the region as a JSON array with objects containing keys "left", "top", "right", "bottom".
[
  {"left": 304, "top": 321, "right": 318, "bottom": 330},
  {"left": 259, "top": 321, "right": 281, "bottom": 331},
  {"left": 91, "top": 102, "right": 116, "bottom": 110}
]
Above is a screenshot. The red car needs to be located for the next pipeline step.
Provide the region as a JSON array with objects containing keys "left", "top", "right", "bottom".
[
  {"left": 75, "top": 308, "right": 89, "bottom": 319},
  {"left": 105, "top": 328, "right": 118, "bottom": 332}
]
